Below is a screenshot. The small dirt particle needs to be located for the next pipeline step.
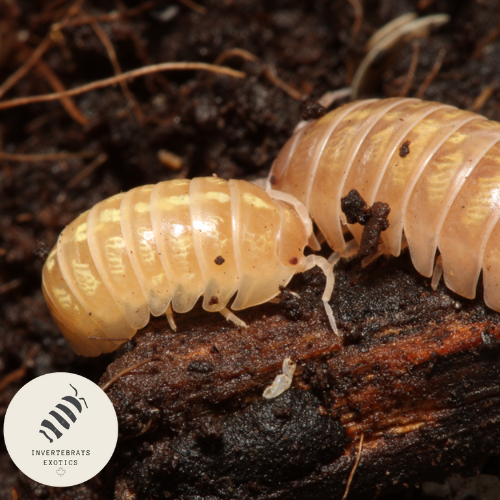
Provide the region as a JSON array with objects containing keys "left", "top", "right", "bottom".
[
  {"left": 188, "top": 360, "right": 214, "bottom": 373},
  {"left": 399, "top": 140, "right": 411, "bottom": 158}
]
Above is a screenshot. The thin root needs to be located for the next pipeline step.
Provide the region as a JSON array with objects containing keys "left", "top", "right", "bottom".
[
  {"left": 0, "top": 0, "right": 85, "bottom": 100},
  {"left": 178, "top": 0, "right": 207, "bottom": 15},
  {"left": 471, "top": 85, "right": 494, "bottom": 112},
  {"left": 416, "top": 48, "right": 446, "bottom": 99},
  {"left": 264, "top": 66, "right": 302, "bottom": 100},
  {"left": 35, "top": 59, "right": 89, "bottom": 125},
  {"left": 347, "top": 0, "right": 363, "bottom": 39},
  {"left": 0, "top": 63, "right": 246, "bottom": 111},
  {"left": 398, "top": 40, "right": 420, "bottom": 97},
  {"left": 101, "top": 355, "right": 162, "bottom": 392},
  {"left": 214, "top": 48, "right": 258, "bottom": 66},
  {"left": 0, "top": 150, "right": 99, "bottom": 162},
  {"left": 88, "top": 13, "right": 145, "bottom": 123},
  {"left": 342, "top": 434, "right": 365, "bottom": 500},
  {"left": 66, "top": 153, "right": 108, "bottom": 189}
]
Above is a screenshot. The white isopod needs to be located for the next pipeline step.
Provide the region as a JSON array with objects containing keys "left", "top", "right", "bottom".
[
  {"left": 268, "top": 97, "right": 500, "bottom": 312},
  {"left": 43, "top": 177, "right": 335, "bottom": 357}
]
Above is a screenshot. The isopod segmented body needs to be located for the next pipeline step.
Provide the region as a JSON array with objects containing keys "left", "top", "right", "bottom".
[
  {"left": 43, "top": 177, "right": 334, "bottom": 357},
  {"left": 269, "top": 97, "right": 500, "bottom": 312},
  {"left": 40, "top": 384, "right": 87, "bottom": 443}
]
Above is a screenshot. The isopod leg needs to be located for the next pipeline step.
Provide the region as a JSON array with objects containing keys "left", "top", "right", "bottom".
[
  {"left": 328, "top": 239, "right": 359, "bottom": 266},
  {"left": 220, "top": 307, "right": 248, "bottom": 328},
  {"left": 304, "top": 254, "right": 338, "bottom": 336},
  {"left": 431, "top": 255, "right": 443, "bottom": 291},
  {"left": 166, "top": 303, "right": 177, "bottom": 331}
]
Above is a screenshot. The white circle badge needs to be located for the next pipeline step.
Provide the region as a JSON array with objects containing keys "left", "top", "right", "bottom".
[{"left": 3, "top": 372, "right": 118, "bottom": 487}]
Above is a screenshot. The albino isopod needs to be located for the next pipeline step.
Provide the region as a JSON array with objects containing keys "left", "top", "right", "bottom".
[
  {"left": 268, "top": 97, "right": 500, "bottom": 313},
  {"left": 43, "top": 177, "right": 335, "bottom": 357}
]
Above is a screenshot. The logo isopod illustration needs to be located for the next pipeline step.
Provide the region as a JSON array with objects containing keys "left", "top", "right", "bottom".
[{"left": 39, "top": 383, "right": 88, "bottom": 443}]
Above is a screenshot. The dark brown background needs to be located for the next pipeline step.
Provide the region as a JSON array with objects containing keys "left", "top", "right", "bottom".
[{"left": 1, "top": 0, "right": 500, "bottom": 498}]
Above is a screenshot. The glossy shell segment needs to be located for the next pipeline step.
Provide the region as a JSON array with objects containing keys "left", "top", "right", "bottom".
[
  {"left": 270, "top": 97, "right": 500, "bottom": 310},
  {"left": 42, "top": 178, "right": 308, "bottom": 356}
]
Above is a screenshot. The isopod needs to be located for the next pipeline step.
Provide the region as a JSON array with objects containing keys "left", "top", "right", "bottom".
[
  {"left": 268, "top": 97, "right": 500, "bottom": 313},
  {"left": 43, "top": 177, "right": 335, "bottom": 357}
]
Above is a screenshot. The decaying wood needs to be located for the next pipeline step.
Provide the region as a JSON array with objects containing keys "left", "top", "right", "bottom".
[{"left": 101, "top": 251, "right": 500, "bottom": 500}]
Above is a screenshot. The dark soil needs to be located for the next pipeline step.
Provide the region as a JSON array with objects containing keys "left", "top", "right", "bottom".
[{"left": 1, "top": 0, "right": 500, "bottom": 499}]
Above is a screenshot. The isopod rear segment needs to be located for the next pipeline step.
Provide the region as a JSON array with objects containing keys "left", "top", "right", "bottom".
[
  {"left": 269, "top": 97, "right": 500, "bottom": 312},
  {"left": 43, "top": 178, "right": 334, "bottom": 357}
]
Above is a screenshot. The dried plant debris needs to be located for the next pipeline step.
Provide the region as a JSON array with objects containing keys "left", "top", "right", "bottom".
[{"left": 2, "top": 1, "right": 500, "bottom": 499}]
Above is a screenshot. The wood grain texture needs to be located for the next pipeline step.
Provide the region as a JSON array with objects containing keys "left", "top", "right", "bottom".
[{"left": 101, "top": 250, "right": 500, "bottom": 499}]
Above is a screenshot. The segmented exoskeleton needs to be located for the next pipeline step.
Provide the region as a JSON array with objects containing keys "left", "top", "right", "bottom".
[
  {"left": 43, "top": 177, "right": 334, "bottom": 356},
  {"left": 269, "top": 97, "right": 500, "bottom": 312}
]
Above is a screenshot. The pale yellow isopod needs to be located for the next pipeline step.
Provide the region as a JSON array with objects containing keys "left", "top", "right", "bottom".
[
  {"left": 43, "top": 177, "right": 335, "bottom": 357},
  {"left": 269, "top": 97, "right": 500, "bottom": 312}
]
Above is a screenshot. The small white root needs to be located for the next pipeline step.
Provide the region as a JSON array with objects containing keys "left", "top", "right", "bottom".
[
  {"left": 219, "top": 307, "right": 248, "bottom": 328},
  {"left": 431, "top": 254, "right": 443, "bottom": 291},
  {"left": 263, "top": 358, "right": 297, "bottom": 399}
]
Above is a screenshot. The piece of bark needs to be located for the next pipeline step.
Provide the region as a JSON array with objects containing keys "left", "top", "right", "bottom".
[{"left": 100, "top": 252, "right": 500, "bottom": 500}]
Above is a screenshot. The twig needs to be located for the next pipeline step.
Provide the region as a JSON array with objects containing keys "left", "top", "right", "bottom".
[
  {"left": 88, "top": 13, "right": 145, "bottom": 123},
  {"left": 0, "top": 62, "right": 246, "bottom": 111},
  {"left": 66, "top": 153, "right": 108, "bottom": 188},
  {"left": 264, "top": 66, "right": 302, "bottom": 100},
  {"left": 101, "top": 355, "right": 162, "bottom": 391},
  {"left": 0, "top": 150, "right": 99, "bottom": 161},
  {"left": 35, "top": 59, "right": 89, "bottom": 125},
  {"left": 416, "top": 48, "right": 445, "bottom": 99},
  {"left": 0, "top": 0, "right": 85, "bottom": 100},
  {"left": 342, "top": 433, "right": 365, "bottom": 500},
  {"left": 399, "top": 40, "right": 420, "bottom": 97},
  {"left": 347, "top": 0, "right": 363, "bottom": 39},
  {"left": 178, "top": 0, "right": 207, "bottom": 15}
]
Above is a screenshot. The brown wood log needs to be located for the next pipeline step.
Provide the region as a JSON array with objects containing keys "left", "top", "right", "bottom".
[{"left": 101, "top": 251, "right": 500, "bottom": 500}]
